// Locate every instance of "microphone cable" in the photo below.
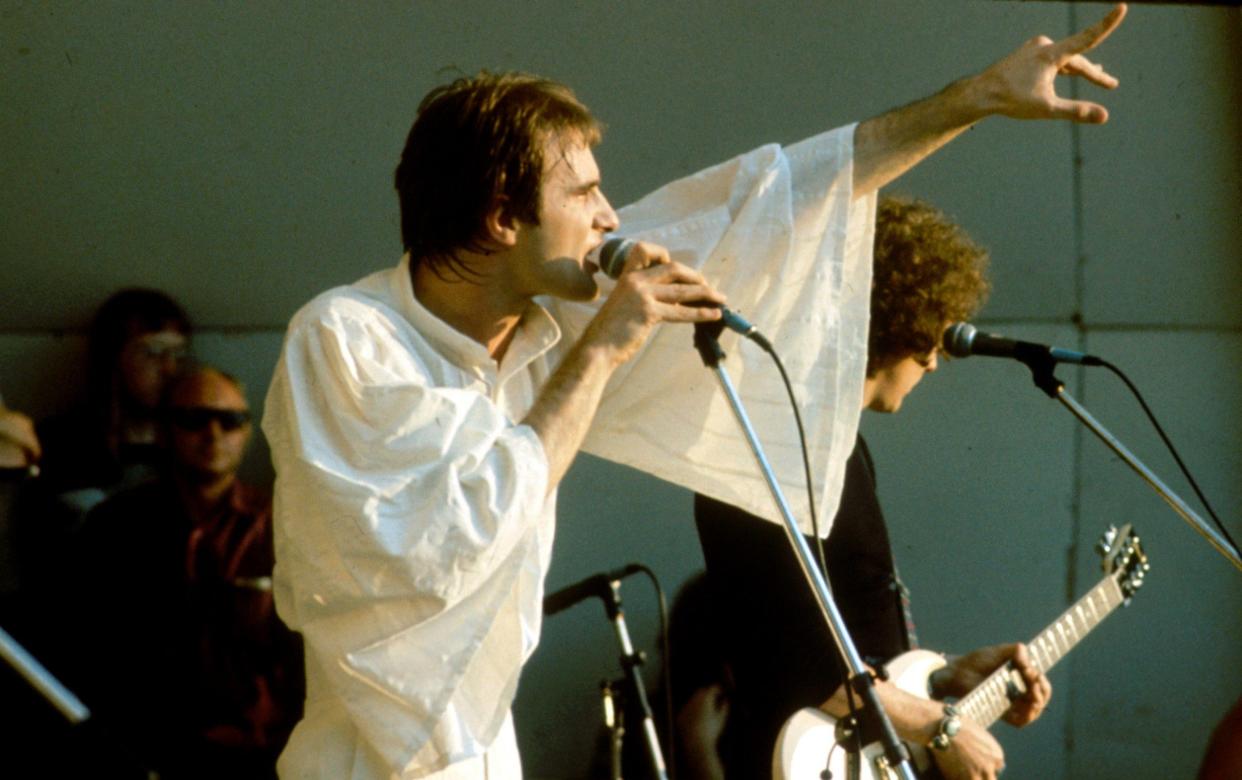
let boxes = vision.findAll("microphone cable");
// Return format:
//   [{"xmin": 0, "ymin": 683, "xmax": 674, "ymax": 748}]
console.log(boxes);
[
  {"xmin": 742, "ymin": 336, "xmax": 862, "ymax": 723},
  {"xmin": 1095, "ymin": 358, "xmax": 1239, "ymax": 557},
  {"xmin": 739, "ymin": 338, "xmax": 828, "ymax": 588}
]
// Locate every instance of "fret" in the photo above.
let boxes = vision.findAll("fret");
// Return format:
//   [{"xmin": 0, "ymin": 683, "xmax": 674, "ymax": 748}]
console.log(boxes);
[
  {"xmin": 1049, "ymin": 625, "xmax": 1064, "ymax": 662},
  {"xmin": 1040, "ymin": 634, "xmax": 1056, "ymax": 667}
]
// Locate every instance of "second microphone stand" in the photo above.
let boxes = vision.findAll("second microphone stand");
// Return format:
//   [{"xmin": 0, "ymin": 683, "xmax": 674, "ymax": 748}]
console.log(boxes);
[
  {"xmin": 1019, "ymin": 352, "xmax": 1241, "ymax": 573},
  {"xmin": 693, "ymin": 321, "xmax": 917, "ymax": 780},
  {"xmin": 598, "ymin": 578, "xmax": 669, "ymax": 780}
]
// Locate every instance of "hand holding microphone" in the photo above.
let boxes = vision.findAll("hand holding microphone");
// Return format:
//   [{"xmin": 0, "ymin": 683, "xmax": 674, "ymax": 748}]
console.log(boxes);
[{"xmin": 591, "ymin": 237, "xmax": 770, "ymax": 349}]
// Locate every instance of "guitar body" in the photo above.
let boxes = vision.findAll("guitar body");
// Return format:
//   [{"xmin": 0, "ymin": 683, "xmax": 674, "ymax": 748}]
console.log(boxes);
[{"xmin": 772, "ymin": 649, "xmax": 945, "ymax": 780}]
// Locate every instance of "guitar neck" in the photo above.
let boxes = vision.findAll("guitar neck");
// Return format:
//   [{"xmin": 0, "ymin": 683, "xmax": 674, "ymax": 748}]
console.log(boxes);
[{"xmin": 955, "ymin": 571, "xmax": 1127, "ymax": 728}]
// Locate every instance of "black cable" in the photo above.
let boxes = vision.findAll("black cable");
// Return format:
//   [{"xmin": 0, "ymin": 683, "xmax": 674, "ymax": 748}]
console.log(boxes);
[
  {"xmin": 753, "ymin": 340, "xmax": 862, "ymax": 734},
  {"xmin": 754, "ymin": 341, "xmax": 829, "ymax": 575},
  {"xmin": 635, "ymin": 563, "xmax": 675, "ymax": 780},
  {"xmin": 1098, "ymin": 359, "xmax": 1240, "ymax": 557}
]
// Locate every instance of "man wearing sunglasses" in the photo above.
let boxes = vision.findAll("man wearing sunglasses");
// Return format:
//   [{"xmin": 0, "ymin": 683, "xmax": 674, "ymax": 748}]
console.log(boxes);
[{"xmin": 54, "ymin": 365, "xmax": 303, "ymax": 778}]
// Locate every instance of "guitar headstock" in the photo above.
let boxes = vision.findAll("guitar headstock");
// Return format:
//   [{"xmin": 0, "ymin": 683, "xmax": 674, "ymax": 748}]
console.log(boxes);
[{"xmin": 1096, "ymin": 524, "xmax": 1150, "ymax": 603}]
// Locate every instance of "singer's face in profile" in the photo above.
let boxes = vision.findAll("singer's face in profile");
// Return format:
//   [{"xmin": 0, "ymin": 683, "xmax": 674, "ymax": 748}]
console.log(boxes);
[
  {"xmin": 508, "ymin": 131, "xmax": 619, "ymax": 302},
  {"xmin": 864, "ymin": 347, "xmax": 938, "ymax": 413}
]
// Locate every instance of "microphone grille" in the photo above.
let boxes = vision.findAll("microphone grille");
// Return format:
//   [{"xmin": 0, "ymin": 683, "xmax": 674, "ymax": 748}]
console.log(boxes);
[
  {"xmin": 597, "ymin": 237, "xmax": 635, "ymax": 280},
  {"xmin": 942, "ymin": 322, "xmax": 977, "ymax": 358}
]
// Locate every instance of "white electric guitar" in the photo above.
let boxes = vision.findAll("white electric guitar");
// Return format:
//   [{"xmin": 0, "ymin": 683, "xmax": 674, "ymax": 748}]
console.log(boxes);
[{"xmin": 773, "ymin": 524, "xmax": 1149, "ymax": 780}]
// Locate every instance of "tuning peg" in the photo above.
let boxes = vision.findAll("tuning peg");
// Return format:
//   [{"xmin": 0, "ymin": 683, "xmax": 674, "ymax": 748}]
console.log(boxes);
[{"xmin": 1097, "ymin": 525, "xmax": 1118, "ymax": 555}]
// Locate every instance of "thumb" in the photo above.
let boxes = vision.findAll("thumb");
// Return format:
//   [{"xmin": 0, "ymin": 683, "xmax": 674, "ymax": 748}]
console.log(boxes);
[{"xmin": 1050, "ymin": 97, "xmax": 1109, "ymax": 124}]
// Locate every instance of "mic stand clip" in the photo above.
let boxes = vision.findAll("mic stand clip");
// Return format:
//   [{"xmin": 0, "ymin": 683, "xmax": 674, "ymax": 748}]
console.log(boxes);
[{"xmin": 693, "ymin": 322, "xmax": 918, "ymax": 780}]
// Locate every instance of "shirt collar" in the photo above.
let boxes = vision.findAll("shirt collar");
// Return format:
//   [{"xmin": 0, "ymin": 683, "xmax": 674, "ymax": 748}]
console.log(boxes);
[{"xmin": 390, "ymin": 255, "xmax": 561, "ymax": 379}]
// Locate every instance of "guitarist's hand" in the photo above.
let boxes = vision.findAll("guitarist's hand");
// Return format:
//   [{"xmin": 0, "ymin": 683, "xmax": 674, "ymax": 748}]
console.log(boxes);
[
  {"xmin": 932, "ymin": 643, "xmax": 1052, "ymax": 727},
  {"xmin": 932, "ymin": 718, "xmax": 1006, "ymax": 780}
]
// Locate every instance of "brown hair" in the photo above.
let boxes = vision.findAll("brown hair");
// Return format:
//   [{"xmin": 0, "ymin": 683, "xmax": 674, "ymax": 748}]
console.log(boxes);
[
  {"xmin": 394, "ymin": 71, "xmax": 602, "ymax": 278},
  {"xmin": 868, "ymin": 196, "xmax": 991, "ymax": 375}
]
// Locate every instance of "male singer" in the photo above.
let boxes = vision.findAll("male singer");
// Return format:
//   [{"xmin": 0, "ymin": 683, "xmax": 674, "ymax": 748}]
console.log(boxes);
[{"xmin": 262, "ymin": 6, "xmax": 1126, "ymax": 778}]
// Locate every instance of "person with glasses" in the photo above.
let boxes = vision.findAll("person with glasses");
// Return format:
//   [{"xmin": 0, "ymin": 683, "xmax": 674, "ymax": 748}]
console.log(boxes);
[
  {"xmin": 47, "ymin": 364, "xmax": 304, "ymax": 778},
  {"xmin": 695, "ymin": 197, "xmax": 1051, "ymax": 780},
  {"xmin": 2, "ymin": 288, "xmax": 196, "ymax": 773},
  {"xmin": 16, "ymin": 288, "xmax": 192, "ymax": 585}
]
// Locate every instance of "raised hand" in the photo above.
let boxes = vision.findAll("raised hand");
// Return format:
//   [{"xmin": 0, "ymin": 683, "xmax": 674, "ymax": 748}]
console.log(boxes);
[{"xmin": 978, "ymin": 3, "xmax": 1127, "ymax": 124}]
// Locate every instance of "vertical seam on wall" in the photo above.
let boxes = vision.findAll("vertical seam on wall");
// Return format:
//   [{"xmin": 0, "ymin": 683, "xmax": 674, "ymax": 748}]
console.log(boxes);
[{"xmin": 1064, "ymin": 1, "xmax": 1085, "ymax": 769}]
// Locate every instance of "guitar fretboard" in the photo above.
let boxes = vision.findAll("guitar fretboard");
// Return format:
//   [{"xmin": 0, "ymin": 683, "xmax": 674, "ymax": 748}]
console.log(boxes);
[{"xmin": 956, "ymin": 572, "xmax": 1126, "ymax": 727}]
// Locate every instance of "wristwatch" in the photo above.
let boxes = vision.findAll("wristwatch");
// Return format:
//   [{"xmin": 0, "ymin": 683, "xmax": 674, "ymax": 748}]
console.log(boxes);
[{"xmin": 929, "ymin": 704, "xmax": 961, "ymax": 750}]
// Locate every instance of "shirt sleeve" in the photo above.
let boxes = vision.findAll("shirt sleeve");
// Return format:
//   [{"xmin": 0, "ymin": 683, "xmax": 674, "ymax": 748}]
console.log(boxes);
[
  {"xmin": 262, "ymin": 291, "xmax": 550, "ymax": 768},
  {"xmin": 553, "ymin": 123, "xmax": 875, "ymax": 537}
]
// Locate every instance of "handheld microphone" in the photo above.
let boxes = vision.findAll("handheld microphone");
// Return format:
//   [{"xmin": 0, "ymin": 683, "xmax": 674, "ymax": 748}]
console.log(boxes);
[
  {"xmin": 942, "ymin": 322, "xmax": 1103, "ymax": 366},
  {"xmin": 543, "ymin": 563, "xmax": 644, "ymax": 617},
  {"xmin": 591, "ymin": 237, "xmax": 768, "ymax": 348}
]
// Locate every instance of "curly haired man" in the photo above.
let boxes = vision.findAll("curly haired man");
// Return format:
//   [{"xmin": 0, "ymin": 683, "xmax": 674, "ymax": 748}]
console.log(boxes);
[{"xmin": 696, "ymin": 196, "xmax": 1052, "ymax": 780}]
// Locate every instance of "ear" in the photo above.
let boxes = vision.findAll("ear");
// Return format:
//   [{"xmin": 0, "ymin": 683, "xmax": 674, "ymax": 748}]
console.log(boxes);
[{"xmin": 484, "ymin": 196, "xmax": 519, "ymax": 248}]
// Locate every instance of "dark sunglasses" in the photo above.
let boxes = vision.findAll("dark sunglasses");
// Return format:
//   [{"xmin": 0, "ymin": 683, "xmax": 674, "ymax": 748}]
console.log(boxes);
[{"xmin": 166, "ymin": 407, "xmax": 251, "ymax": 432}]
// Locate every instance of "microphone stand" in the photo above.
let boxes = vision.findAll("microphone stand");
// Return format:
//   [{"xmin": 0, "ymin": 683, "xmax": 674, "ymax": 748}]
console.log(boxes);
[
  {"xmin": 598, "ymin": 578, "xmax": 669, "ymax": 780},
  {"xmin": 1019, "ymin": 354, "xmax": 1241, "ymax": 573},
  {"xmin": 693, "ymin": 322, "xmax": 916, "ymax": 780},
  {"xmin": 0, "ymin": 624, "xmax": 90, "ymax": 724}
]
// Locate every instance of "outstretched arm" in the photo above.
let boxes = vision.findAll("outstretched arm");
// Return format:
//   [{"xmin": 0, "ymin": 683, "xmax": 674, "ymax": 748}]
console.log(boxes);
[{"xmin": 854, "ymin": 3, "xmax": 1127, "ymax": 197}]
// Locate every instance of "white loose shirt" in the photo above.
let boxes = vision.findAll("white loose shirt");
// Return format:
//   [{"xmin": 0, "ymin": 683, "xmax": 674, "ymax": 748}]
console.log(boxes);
[{"xmin": 262, "ymin": 123, "xmax": 874, "ymax": 780}]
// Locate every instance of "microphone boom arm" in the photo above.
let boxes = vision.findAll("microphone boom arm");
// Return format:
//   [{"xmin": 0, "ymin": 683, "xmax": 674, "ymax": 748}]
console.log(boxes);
[
  {"xmin": 1021, "ymin": 359, "xmax": 1241, "ymax": 572},
  {"xmin": 1057, "ymin": 384, "xmax": 1242, "ymax": 572}
]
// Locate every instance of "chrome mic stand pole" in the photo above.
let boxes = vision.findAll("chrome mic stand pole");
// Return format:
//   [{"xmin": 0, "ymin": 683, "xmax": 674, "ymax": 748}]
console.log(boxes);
[
  {"xmin": 1021, "ymin": 356, "xmax": 1241, "ymax": 573},
  {"xmin": 694, "ymin": 322, "xmax": 916, "ymax": 780},
  {"xmin": 0, "ymin": 624, "xmax": 90, "ymax": 724},
  {"xmin": 601, "ymin": 579, "xmax": 669, "ymax": 780}
]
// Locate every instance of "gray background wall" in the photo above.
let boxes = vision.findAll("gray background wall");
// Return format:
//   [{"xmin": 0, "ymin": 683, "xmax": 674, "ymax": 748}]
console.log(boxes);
[{"xmin": 2, "ymin": 2, "xmax": 1239, "ymax": 778}]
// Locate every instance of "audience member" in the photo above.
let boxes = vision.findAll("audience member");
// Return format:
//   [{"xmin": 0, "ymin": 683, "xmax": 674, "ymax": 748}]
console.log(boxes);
[
  {"xmin": 55, "ymin": 363, "xmax": 302, "ymax": 778},
  {"xmin": 15, "ymin": 288, "xmax": 192, "ymax": 592},
  {"xmin": 0, "ymin": 401, "xmax": 41, "ymax": 471},
  {"xmin": 1199, "ymin": 693, "xmax": 1242, "ymax": 780},
  {"xmin": 0, "ymin": 400, "xmax": 41, "ymax": 594}
]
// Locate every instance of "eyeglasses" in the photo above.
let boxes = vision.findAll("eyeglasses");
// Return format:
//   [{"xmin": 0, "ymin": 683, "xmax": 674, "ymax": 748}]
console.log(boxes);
[
  {"xmin": 166, "ymin": 407, "xmax": 251, "ymax": 432},
  {"xmin": 137, "ymin": 342, "xmax": 189, "ymax": 361}
]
